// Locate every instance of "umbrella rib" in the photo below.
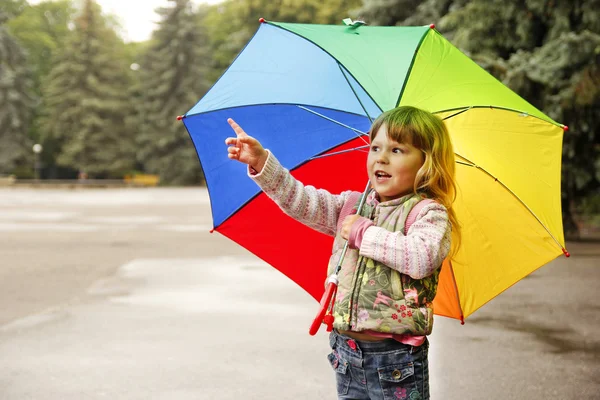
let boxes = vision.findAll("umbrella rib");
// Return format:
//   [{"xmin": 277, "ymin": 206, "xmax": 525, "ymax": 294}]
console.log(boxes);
[
  {"xmin": 456, "ymin": 160, "xmax": 474, "ymax": 166},
  {"xmin": 457, "ymin": 155, "xmax": 567, "ymax": 254},
  {"xmin": 433, "ymin": 106, "xmax": 564, "ymax": 128},
  {"xmin": 310, "ymin": 145, "xmax": 370, "ymax": 160},
  {"xmin": 337, "ymin": 63, "xmax": 375, "ymax": 123},
  {"xmin": 441, "ymin": 107, "xmax": 472, "ymax": 121},
  {"xmin": 447, "ymin": 260, "xmax": 465, "ymax": 324},
  {"xmin": 297, "ymin": 106, "xmax": 370, "ymax": 145}
]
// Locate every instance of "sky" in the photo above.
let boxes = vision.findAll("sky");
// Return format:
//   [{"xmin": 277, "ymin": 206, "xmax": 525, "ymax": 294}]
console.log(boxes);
[{"xmin": 30, "ymin": 0, "xmax": 224, "ymax": 42}]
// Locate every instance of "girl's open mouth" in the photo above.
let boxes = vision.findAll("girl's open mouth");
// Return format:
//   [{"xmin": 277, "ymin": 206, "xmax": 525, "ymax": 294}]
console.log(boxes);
[
  {"xmin": 375, "ymin": 171, "xmax": 392, "ymax": 181},
  {"xmin": 375, "ymin": 171, "xmax": 392, "ymax": 182}
]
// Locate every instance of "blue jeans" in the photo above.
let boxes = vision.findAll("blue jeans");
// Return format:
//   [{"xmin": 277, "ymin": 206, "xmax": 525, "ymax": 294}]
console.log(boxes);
[{"xmin": 328, "ymin": 330, "xmax": 429, "ymax": 400}]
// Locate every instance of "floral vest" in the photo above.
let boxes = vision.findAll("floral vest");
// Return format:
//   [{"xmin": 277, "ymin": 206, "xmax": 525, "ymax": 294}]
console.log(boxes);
[{"xmin": 329, "ymin": 192, "xmax": 440, "ymax": 336}]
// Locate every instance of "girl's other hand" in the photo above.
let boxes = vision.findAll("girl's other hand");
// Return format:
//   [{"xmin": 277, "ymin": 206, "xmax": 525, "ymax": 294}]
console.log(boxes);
[
  {"xmin": 225, "ymin": 118, "xmax": 268, "ymax": 173},
  {"xmin": 341, "ymin": 214, "xmax": 361, "ymax": 240}
]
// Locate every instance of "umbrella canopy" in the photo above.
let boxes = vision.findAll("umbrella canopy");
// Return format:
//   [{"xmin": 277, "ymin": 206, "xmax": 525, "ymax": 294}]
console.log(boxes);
[{"xmin": 182, "ymin": 20, "xmax": 567, "ymax": 322}]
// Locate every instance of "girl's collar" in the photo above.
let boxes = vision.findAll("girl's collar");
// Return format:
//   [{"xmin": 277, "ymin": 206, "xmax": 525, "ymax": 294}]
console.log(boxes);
[{"xmin": 367, "ymin": 190, "xmax": 420, "ymax": 206}]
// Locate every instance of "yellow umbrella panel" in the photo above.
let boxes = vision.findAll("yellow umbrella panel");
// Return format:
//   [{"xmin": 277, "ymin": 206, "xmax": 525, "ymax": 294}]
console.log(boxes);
[{"xmin": 433, "ymin": 109, "xmax": 566, "ymax": 321}]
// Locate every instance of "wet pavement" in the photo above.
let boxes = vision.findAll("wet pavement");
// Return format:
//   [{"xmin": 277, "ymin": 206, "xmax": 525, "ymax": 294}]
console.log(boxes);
[{"xmin": 0, "ymin": 188, "xmax": 598, "ymax": 399}]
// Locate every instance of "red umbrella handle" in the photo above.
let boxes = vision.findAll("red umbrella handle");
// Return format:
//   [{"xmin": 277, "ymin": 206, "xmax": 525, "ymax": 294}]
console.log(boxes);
[{"xmin": 309, "ymin": 278, "xmax": 338, "ymax": 336}]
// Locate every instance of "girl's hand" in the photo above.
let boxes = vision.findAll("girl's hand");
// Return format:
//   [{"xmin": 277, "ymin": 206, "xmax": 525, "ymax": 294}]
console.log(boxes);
[
  {"xmin": 225, "ymin": 118, "xmax": 268, "ymax": 172},
  {"xmin": 341, "ymin": 214, "xmax": 361, "ymax": 240}
]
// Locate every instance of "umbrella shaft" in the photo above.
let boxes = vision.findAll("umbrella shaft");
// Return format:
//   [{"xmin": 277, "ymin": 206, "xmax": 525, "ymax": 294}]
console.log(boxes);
[{"xmin": 333, "ymin": 180, "xmax": 371, "ymax": 275}]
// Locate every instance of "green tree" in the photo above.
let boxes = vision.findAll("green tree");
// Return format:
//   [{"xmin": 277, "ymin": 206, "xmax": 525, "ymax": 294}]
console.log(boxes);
[
  {"xmin": 6, "ymin": 0, "xmax": 74, "ymax": 177},
  {"xmin": 39, "ymin": 0, "xmax": 136, "ymax": 178},
  {"xmin": 7, "ymin": 0, "xmax": 73, "ymax": 95},
  {"xmin": 356, "ymin": 0, "xmax": 600, "ymax": 237},
  {"xmin": 353, "ymin": 0, "xmax": 439, "ymax": 27},
  {"xmin": 122, "ymin": 40, "xmax": 149, "ymax": 174},
  {"xmin": 136, "ymin": 0, "xmax": 210, "ymax": 185},
  {"xmin": 0, "ymin": 9, "xmax": 35, "ymax": 174},
  {"xmin": 0, "ymin": 0, "xmax": 27, "ymax": 19}
]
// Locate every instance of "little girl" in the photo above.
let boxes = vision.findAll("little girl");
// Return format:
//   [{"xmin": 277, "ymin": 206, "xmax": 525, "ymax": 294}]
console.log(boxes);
[{"xmin": 226, "ymin": 106, "xmax": 459, "ymax": 400}]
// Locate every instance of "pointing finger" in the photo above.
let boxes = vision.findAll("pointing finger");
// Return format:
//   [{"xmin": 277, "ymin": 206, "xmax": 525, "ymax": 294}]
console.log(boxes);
[{"xmin": 227, "ymin": 118, "xmax": 246, "ymax": 137}]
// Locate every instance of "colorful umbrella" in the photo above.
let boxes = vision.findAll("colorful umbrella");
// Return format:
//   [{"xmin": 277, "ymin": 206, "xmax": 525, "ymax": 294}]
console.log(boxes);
[{"xmin": 181, "ymin": 19, "xmax": 568, "ymax": 323}]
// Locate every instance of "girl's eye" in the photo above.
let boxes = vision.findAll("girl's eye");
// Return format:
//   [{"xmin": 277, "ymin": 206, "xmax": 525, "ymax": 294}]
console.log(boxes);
[
  {"xmin": 370, "ymin": 146, "xmax": 379, "ymax": 152},
  {"xmin": 393, "ymin": 148, "xmax": 404, "ymax": 154}
]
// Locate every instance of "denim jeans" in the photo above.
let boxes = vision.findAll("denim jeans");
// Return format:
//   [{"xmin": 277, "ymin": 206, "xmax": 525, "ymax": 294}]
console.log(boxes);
[{"xmin": 328, "ymin": 330, "xmax": 429, "ymax": 400}]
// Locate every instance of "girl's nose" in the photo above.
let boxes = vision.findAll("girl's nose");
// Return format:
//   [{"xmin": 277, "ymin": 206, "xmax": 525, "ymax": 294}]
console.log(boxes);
[{"xmin": 376, "ymin": 153, "xmax": 389, "ymax": 163}]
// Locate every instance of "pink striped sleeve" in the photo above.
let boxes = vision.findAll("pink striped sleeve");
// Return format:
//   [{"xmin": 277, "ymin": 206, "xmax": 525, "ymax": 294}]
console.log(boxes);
[
  {"xmin": 358, "ymin": 204, "xmax": 451, "ymax": 279},
  {"xmin": 249, "ymin": 151, "xmax": 349, "ymax": 236}
]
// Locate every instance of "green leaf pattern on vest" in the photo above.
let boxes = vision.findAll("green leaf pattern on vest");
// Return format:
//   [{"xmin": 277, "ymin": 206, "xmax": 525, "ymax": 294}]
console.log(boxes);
[{"xmin": 329, "ymin": 192, "xmax": 440, "ymax": 336}]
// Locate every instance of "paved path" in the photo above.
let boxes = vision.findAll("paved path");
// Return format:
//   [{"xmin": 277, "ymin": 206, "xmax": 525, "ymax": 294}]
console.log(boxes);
[{"xmin": 0, "ymin": 188, "xmax": 598, "ymax": 399}]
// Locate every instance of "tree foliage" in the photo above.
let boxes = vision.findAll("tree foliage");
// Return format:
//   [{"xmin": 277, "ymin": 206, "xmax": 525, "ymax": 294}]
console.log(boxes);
[
  {"xmin": 354, "ymin": 0, "xmax": 441, "ymax": 27},
  {"xmin": 6, "ymin": 0, "xmax": 73, "ymax": 93},
  {"xmin": 38, "ymin": 0, "xmax": 135, "ymax": 177},
  {"xmin": 4, "ymin": 0, "xmax": 74, "ymax": 177},
  {"xmin": 135, "ymin": 0, "xmax": 210, "ymax": 185},
  {"xmin": 0, "ymin": 7, "xmax": 35, "ymax": 173},
  {"xmin": 0, "ymin": 0, "xmax": 28, "ymax": 19}
]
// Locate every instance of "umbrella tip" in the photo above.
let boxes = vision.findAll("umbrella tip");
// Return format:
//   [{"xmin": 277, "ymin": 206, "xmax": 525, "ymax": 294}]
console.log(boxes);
[
  {"xmin": 563, "ymin": 125, "xmax": 569, "ymax": 131},
  {"xmin": 259, "ymin": 17, "xmax": 265, "ymax": 23},
  {"xmin": 562, "ymin": 248, "xmax": 570, "ymax": 257},
  {"xmin": 176, "ymin": 115, "xmax": 184, "ymax": 121},
  {"xmin": 429, "ymin": 23, "xmax": 436, "ymax": 29}
]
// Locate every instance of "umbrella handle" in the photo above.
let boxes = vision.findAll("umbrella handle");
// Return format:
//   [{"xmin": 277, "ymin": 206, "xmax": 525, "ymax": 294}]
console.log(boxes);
[{"xmin": 309, "ymin": 278, "xmax": 338, "ymax": 336}]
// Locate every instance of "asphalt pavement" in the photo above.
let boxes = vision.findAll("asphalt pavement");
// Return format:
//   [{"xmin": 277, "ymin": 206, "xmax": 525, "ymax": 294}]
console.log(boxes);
[{"xmin": 0, "ymin": 187, "xmax": 598, "ymax": 399}]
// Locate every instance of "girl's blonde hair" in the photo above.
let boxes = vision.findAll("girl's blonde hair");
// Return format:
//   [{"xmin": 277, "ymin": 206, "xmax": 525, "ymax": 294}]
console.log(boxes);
[{"xmin": 369, "ymin": 106, "xmax": 461, "ymax": 255}]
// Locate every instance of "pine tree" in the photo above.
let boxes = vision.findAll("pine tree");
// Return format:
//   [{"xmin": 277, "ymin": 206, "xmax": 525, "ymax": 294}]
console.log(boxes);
[
  {"xmin": 136, "ymin": 0, "xmax": 210, "ymax": 185},
  {"xmin": 39, "ymin": 0, "xmax": 135, "ymax": 178},
  {"xmin": 7, "ymin": 0, "xmax": 73, "ymax": 98},
  {"xmin": 7, "ymin": 0, "xmax": 74, "ymax": 178},
  {"xmin": 0, "ymin": 9, "xmax": 35, "ymax": 174}
]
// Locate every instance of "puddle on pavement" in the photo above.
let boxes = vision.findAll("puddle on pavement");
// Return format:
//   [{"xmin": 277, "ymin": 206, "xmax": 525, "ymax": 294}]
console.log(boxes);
[{"xmin": 88, "ymin": 257, "xmax": 309, "ymax": 315}]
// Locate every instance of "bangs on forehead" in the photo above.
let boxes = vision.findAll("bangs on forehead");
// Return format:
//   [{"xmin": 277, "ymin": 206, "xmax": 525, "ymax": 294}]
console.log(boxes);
[
  {"xmin": 388, "ymin": 124, "xmax": 422, "ymax": 147},
  {"xmin": 370, "ymin": 120, "xmax": 424, "ymax": 149}
]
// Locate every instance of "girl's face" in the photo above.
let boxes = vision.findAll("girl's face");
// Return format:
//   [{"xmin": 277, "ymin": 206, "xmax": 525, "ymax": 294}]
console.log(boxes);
[{"xmin": 367, "ymin": 124, "xmax": 425, "ymax": 202}]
